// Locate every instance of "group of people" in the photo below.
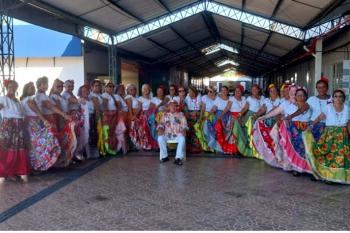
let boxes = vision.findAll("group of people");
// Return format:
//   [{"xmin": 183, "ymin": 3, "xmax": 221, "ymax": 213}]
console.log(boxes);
[{"xmin": 0, "ymin": 76, "xmax": 349, "ymax": 184}]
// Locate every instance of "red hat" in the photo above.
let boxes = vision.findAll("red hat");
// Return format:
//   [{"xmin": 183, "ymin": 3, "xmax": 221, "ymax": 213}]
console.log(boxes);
[
  {"xmin": 236, "ymin": 84, "xmax": 244, "ymax": 93},
  {"xmin": 320, "ymin": 76, "xmax": 329, "ymax": 83},
  {"xmin": 3, "ymin": 79, "xmax": 10, "ymax": 88}
]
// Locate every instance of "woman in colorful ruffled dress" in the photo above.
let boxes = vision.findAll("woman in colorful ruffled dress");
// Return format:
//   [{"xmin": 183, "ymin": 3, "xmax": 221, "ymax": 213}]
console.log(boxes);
[
  {"xmin": 289, "ymin": 79, "xmax": 331, "ymax": 142},
  {"xmin": 35, "ymin": 77, "xmax": 73, "ymax": 168},
  {"xmin": 134, "ymin": 84, "xmax": 157, "ymax": 150},
  {"xmin": 76, "ymin": 85, "xmax": 99, "ymax": 159},
  {"xmin": 235, "ymin": 84, "xmax": 264, "ymax": 159},
  {"xmin": 21, "ymin": 82, "xmax": 61, "ymax": 172},
  {"xmin": 101, "ymin": 82, "xmax": 119, "ymax": 155},
  {"xmin": 253, "ymin": 84, "xmax": 282, "ymax": 167},
  {"xmin": 125, "ymin": 84, "xmax": 142, "ymax": 150},
  {"xmin": 194, "ymin": 86, "xmax": 217, "ymax": 152},
  {"xmin": 62, "ymin": 80, "xmax": 84, "ymax": 160},
  {"xmin": 149, "ymin": 86, "xmax": 169, "ymax": 144},
  {"xmin": 208, "ymin": 86, "xmax": 236, "ymax": 154},
  {"xmin": 260, "ymin": 86, "xmax": 312, "ymax": 175},
  {"xmin": 115, "ymin": 84, "xmax": 129, "ymax": 152},
  {"xmin": 0, "ymin": 80, "xmax": 30, "ymax": 183},
  {"xmin": 88, "ymin": 79, "xmax": 104, "ymax": 155},
  {"xmin": 258, "ymin": 85, "xmax": 297, "ymax": 170},
  {"xmin": 184, "ymin": 86, "xmax": 202, "ymax": 153},
  {"xmin": 49, "ymin": 79, "xmax": 77, "ymax": 166},
  {"xmin": 303, "ymin": 89, "xmax": 350, "ymax": 184}
]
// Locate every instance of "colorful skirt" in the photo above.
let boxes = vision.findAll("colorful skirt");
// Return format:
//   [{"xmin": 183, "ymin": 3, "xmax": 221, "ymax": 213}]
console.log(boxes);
[
  {"xmin": 102, "ymin": 111, "xmax": 118, "ymax": 155},
  {"xmin": 88, "ymin": 113, "xmax": 104, "ymax": 156},
  {"xmin": 68, "ymin": 109, "xmax": 84, "ymax": 138},
  {"xmin": 310, "ymin": 122, "xmax": 326, "ymax": 142},
  {"xmin": 26, "ymin": 117, "xmax": 61, "ymax": 171},
  {"xmin": 235, "ymin": 112, "xmax": 261, "ymax": 159},
  {"xmin": 269, "ymin": 123, "xmax": 293, "ymax": 170},
  {"xmin": 194, "ymin": 112, "xmax": 215, "ymax": 152},
  {"xmin": 253, "ymin": 119, "xmax": 281, "ymax": 167},
  {"xmin": 185, "ymin": 110, "xmax": 201, "ymax": 153},
  {"xmin": 280, "ymin": 121, "xmax": 311, "ymax": 173},
  {"xmin": 148, "ymin": 111, "xmax": 164, "ymax": 149},
  {"xmin": 0, "ymin": 118, "xmax": 30, "ymax": 177},
  {"xmin": 214, "ymin": 111, "xmax": 238, "ymax": 154},
  {"xmin": 303, "ymin": 127, "xmax": 350, "ymax": 184},
  {"xmin": 129, "ymin": 110, "xmax": 157, "ymax": 150},
  {"xmin": 46, "ymin": 114, "xmax": 77, "ymax": 167}
]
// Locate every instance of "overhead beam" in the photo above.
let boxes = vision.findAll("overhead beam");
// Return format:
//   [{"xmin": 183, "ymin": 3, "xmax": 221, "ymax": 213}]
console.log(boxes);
[
  {"xmin": 146, "ymin": 37, "xmax": 214, "ymax": 74},
  {"xmin": 106, "ymin": 0, "xmax": 144, "ymax": 22},
  {"xmin": 19, "ymin": 0, "xmax": 115, "ymax": 35},
  {"xmin": 154, "ymin": 0, "xmax": 171, "ymax": 12},
  {"xmin": 254, "ymin": 0, "xmax": 284, "ymax": 61},
  {"xmin": 303, "ymin": 0, "xmax": 346, "ymax": 30},
  {"xmin": 169, "ymin": 25, "xmax": 218, "ymax": 71}
]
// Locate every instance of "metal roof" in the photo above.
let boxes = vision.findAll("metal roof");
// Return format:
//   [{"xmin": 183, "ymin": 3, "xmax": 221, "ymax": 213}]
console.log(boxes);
[{"xmin": 3, "ymin": 0, "xmax": 350, "ymax": 77}]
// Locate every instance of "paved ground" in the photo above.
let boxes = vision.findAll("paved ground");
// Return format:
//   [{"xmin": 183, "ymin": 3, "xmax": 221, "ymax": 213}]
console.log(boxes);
[{"xmin": 0, "ymin": 152, "xmax": 350, "ymax": 230}]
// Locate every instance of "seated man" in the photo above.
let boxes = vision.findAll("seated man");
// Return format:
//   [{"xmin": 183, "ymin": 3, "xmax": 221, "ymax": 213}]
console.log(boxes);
[{"xmin": 157, "ymin": 100, "xmax": 188, "ymax": 165}]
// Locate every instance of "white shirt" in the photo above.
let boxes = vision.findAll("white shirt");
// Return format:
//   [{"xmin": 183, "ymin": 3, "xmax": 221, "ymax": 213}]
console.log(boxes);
[
  {"xmin": 125, "ymin": 95, "xmax": 140, "ymax": 109},
  {"xmin": 115, "ymin": 94, "xmax": 128, "ymax": 112},
  {"xmin": 263, "ymin": 98, "xmax": 282, "ymax": 113},
  {"xmin": 79, "ymin": 98, "xmax": 94, "ymax": 114},
  {"xmin": 307, "ymin": 96, "xmax": 332, "ymax": 122},
  {"xmin": 280, "ymin": 98, "xmax": 287, "ymax": 104},
  {"xmin": 102, "ymin": 93, "xmax": 117, "ymax": 111},
  {"xmin": 229, "ymin": 96, "xmax": 246, "ymax": 112},
  {"xmin": 166, "ymin": 95, "xmax": 180, "ymax": 103},
  {"xmin": 213, "ymin": 97, "xmax": 229, "ymax": 111},
  {"xmin": 21, "ymin": 96, "xmax": 37, "ymax": 117},
  {"xmin": 280, "ymin": 100, "xmax": 298, "ymax": 118},
  {"xmin": 185, "ymin": 95, "xmax": 201, "ymax": 111},
  {"xmin": 89, "ymin": 92, "xmax": 103, "ymax": 111},
  {"xmin": 0, "ymin": 96, "xmax": 24, "ymax": 119},
  {"xmin": 202, "ymin": 95, "xmax": 217, "ymax": 112},
  {"xmin": 62, "ymin": 91, "xmax": 80, "ymax": 111},
  {"xmin": 292, "ymin": 108, "xmax": 311, "ymax": 122},
  {"xmin": 138, "ymin": 96, "xmax": 151, "ymax": 110},
  {"xmin": 50, "ymin": 94, "xmax": 68, "ymax": 113},
  {"xmin": 35, "ymin": 92, "xmax": 54, "ymax": 115},
  {"xmin": 325, "ymin": 104, "xmax": 350, "ymax": 127},
  {"xmin": 151, "ymin": 97, "xmax": 167, "ymax": 112},
  {"xmin": 246, "ymin": 96, "xmax": 264, "ymax": 113}
]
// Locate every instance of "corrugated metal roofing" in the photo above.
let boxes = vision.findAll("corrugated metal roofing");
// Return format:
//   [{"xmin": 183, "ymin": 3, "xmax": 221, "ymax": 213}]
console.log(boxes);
[{"xmin": 7, "ymin": 0, "xmax": 349, "ymax": 76}]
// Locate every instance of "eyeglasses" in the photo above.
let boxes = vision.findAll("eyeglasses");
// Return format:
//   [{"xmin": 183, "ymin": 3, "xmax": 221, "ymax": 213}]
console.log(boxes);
[
  {"xmin": 334, "ymin": 95, "xmax": 344, "ymax": 98},
  {"xmin": 208, "ymin": 90, "xmax": 214, "ymax": 93}
]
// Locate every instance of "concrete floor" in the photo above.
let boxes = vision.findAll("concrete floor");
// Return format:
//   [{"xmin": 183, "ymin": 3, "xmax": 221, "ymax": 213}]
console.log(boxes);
[{"xmin": 1, "ymin": 152, "xmax": 350, "ymax": 230}]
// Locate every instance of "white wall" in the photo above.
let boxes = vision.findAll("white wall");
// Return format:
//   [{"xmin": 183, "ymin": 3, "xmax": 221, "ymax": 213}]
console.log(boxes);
[{"xmin": 15, "ymin": 56, "xmax": 84, "ymax": 96}]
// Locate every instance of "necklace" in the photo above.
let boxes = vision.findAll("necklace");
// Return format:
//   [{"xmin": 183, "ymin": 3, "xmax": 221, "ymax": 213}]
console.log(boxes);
[
  {"xmin": 190, "ymin": 96, "xmax": 199, "ymax": 110},
  {"xmin": 334, "ymin": 105, "xmax": 344, "ymax": 125}
]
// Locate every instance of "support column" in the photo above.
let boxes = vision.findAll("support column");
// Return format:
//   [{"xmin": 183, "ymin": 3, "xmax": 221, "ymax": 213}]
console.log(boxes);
[
  {"xmin": 0, "ymin": 1, "xmax": 15, "ymax": 94},
  {"xmin": 314, "ymin": 39, "xmax": 323, "ymax": 94},
  {"xmin": 108, "ymin": 38, "xmax": 121, "ymax": 84}
]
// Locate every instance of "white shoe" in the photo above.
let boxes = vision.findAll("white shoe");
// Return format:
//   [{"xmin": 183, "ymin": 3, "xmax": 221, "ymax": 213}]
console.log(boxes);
[
  {"xmin": 0, "ymin": 177, "xmax": 5, "ymax": 183},
  {"xmin": 20, "ymin": 175, "xmax": 28, "ymax": 182}
]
